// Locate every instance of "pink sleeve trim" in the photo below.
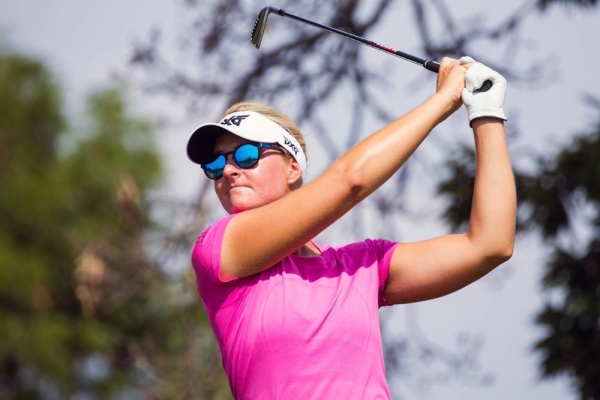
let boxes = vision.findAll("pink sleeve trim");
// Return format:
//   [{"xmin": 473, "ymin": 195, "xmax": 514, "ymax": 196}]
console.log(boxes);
[{"xmin": 379, "ymin": 242, "xmax": 400, "ymax": 307}]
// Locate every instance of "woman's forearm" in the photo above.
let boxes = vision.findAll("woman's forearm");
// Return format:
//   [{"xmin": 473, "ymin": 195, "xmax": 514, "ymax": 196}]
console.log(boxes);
[
  {"xmin": 326, "ymin": 92, "xmax": 457, "ymax": 203},
  {"xmin": 467, "ymin": 118, "xmax": 516, "ymax": 263}
]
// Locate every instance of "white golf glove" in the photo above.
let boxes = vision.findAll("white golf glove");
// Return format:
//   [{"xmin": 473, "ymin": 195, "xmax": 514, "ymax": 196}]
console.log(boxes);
[{"xmin": 459, "ymin": 56, "xmax": 507, "ymax": 126}]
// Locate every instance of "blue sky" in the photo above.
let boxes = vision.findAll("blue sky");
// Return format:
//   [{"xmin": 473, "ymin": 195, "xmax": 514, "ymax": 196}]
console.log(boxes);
[{"xmin": 2, "ymin": 1, "xmax": 599, "ymax": 399}]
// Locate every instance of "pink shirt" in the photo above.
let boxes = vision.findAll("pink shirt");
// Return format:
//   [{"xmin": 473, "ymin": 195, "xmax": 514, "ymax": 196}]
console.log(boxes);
[{"xmin": 192, "ymin": 215, "xmax": 398, "ymax": 399}]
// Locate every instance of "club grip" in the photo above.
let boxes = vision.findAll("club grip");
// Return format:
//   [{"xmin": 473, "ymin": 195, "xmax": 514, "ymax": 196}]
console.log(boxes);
[
  {"xmin": 424, "ymin": 60, "xmax": 440, "ymax": 73},
  {"xmin": 479, "ymin": 80, "xmax": 493, "ymax": 92},
  {"xmin": 423, "ymin": 60, "xmax": 492, "ymax": 92}
]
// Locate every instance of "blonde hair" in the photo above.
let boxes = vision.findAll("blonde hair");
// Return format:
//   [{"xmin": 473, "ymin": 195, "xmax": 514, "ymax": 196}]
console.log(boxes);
[{"xmin": 221, "ymin": 102, "xmax": 308, "ymax": 161}]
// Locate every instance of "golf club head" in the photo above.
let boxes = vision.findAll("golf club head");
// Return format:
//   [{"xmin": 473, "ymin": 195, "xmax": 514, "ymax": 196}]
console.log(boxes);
[{"xmin": 251, "ymin": 7, "xmax": 278, "ymax": 49}]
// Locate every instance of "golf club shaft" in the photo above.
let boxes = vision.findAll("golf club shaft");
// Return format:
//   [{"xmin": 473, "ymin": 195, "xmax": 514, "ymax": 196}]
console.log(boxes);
[
  {"xmin": 253, "ymin": 7, "xmax": 492, "ymax": 92},
  {"xmin": 272, "ymin": 8, "xmax": 440, "ymax": 73}
]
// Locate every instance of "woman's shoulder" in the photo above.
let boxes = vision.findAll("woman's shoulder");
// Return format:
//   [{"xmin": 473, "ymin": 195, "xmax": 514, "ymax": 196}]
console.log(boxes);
[
  {"xmin": 192, "ymin": 214, "xmax": 236, "ymax": 269},
  {"xmin": 196, "ymin": 214, "xmax": 236, "ymax": 241}
]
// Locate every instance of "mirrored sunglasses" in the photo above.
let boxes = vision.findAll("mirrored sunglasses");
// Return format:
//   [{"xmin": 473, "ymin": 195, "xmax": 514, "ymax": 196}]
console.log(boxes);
[{"xmin": 201, "ymin": 142, "xmax": 285, "ymax": 180}]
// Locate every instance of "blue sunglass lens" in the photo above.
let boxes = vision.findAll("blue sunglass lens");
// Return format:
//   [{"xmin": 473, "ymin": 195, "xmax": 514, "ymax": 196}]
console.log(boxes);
[
  {"xmin": 235, "ymin": 144, "xmax": 260, "ymax": 168},
  {"xmin": 202, "ymin": 144, "xmax": 261, "ymax": 179},
  {"xmin": 203, "ymin": 155, "xmax": 226, "ymax": 179}
]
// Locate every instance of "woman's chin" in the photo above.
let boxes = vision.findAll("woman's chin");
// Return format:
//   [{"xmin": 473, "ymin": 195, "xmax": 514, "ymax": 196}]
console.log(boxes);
[{"xmin": 227, "ymin": 201, "xmax": 252, "ymax": 214}]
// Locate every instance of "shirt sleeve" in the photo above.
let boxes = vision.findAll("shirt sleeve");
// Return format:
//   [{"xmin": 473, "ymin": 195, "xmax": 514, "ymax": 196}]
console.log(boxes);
[
  {"xmin": 373, "ymin": 239, "xmax": 400, "ymax": 308},
  {"xmin": 191, "ymin": 214, "xmax": 244, "ymax": 311},
  {"xmin": 191, "ymin": 214, "xmax": 235, "ymax": 281}
]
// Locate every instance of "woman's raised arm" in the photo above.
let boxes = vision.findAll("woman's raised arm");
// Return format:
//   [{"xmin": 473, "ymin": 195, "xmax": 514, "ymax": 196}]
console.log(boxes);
[
  {"xmin": 383, "ymin": 59, "xmax": 516, "ymax": 304},
  {"xmin": 219, "ymin": 58, "xmax": 469, "ymax": 280}
]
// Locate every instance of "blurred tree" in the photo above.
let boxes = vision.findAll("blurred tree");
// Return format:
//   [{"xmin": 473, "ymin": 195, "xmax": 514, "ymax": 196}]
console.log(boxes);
[
  {"xmin": 0, "ymin": 43, "xmax": 230, "ymax": 399},
  {"xmin": 436, "ymin": 1, "xmax": 600, "ymax": 399},
  {"xmin": 517, "ymin": 98, "xmax": 600, "ymax": 400},
  {"xmin": 439, "ymin": 98, "xmax": 600, "ymax": 400}
]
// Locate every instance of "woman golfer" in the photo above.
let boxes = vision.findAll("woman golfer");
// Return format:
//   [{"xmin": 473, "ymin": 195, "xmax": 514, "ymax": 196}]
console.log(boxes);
[{"xmin": 186, "ymin": 57, "xmax": 516, "ymax": 399}]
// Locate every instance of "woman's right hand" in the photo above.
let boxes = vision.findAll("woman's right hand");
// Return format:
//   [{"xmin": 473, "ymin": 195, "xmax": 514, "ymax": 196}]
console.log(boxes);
[{"xmin": 435, "ymin": 57, "xmax": 469, "ymax": 116}]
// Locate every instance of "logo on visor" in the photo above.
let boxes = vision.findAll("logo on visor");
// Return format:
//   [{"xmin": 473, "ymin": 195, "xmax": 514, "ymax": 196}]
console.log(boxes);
[
  {"xmin": 221, "ymin": 115, "xmax": 249, "ymax": 127},
  {"xmin": 283, "ymin": 136, "xmax": 299, "ymax": 156}
]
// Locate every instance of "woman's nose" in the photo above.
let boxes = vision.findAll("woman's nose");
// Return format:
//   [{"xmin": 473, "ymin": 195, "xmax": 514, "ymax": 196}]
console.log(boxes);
[{"xmin": 221, "ymin": 156, "xmax": 241, "ymax": 178}]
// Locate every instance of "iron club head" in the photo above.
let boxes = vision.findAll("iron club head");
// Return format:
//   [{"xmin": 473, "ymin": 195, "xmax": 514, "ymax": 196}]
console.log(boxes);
[{"xmin": 251, "ymin": 7, "xmax": 279, "ymax": 49}]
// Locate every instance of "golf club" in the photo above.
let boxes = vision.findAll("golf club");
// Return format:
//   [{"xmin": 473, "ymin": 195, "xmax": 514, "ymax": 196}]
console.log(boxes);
[{"xmin": 251, "ymin": 6, "xmax": 492, "ymax": 92}]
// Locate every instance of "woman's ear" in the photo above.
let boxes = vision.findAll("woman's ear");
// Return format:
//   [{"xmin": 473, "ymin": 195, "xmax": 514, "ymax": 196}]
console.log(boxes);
[{"xmin": 287, "ymin": 159, "xmax": 303, "ymax": 187}]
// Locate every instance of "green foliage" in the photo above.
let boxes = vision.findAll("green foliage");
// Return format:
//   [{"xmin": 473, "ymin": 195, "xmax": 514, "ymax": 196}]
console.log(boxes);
[
  {"xmin": 0, "ymin": 44, "xmax": 231, "ymax": 399},
  {"xmin": 437, "ymin": 101, "xmax": 600, "ymax": 400},
  {"xmin": 535, "ymin": 243, "xmax": 600, "ymax": 398},
  {"xmin": 529, "ymin": 107, "xmax": 600, "ymax": 399}
]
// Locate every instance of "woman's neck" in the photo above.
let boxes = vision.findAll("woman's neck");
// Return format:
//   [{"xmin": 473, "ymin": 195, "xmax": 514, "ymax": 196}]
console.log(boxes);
[{"xmin": 293, "ymin": 241, "xmax": 322, "ymax": 257}]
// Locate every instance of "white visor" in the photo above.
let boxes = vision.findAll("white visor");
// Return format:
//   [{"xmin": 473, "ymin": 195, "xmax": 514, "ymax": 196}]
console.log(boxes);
[{"xmin": 187, "ymin": 111, "xmax": 307, "ymax": 175}]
